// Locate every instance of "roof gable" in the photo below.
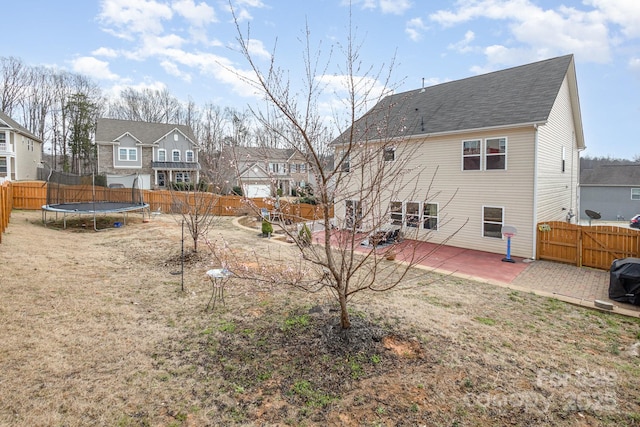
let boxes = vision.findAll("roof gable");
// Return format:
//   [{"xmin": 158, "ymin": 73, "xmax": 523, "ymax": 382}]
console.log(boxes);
[
  {"xmin": 95, "ymin": 118, "xmax": 197, "ymax": 146},
  {"xmin": 339, "ymin": 54, "xmax": 579, "ymax": 144},
  {"xmin": 0, "ymin": 111, "xmax": 42, "ymax": 143}
]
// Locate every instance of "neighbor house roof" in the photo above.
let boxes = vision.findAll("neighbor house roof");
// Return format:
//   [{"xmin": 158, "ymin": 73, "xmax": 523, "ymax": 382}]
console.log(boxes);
[
  {"xmin": 336, "ymin": 54, "xmax": 584, "ymax": 148},
  {"xmin": 581, "ymin": 164, "xmax": 640, "ymax": 186},
  {"xmin": 0, "ymin": 111, "xmax": 42, "ymax": 143},
  {"xmin": 95, "ymin": 118, "xmax": 197, "ymax": 145},
  {"xmin": 220, "ymin": 146, "xmax": 305, "ymax": 163}
]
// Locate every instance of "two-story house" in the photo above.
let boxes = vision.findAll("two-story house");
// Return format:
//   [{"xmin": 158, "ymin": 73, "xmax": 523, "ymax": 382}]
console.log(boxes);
[
  {"xmin": 333, "ymin": 54, "xmax": 585, "ymax": 259},
  {"xmin": 0, "ymin": 111, "xmax": 42, "ymax": 183},
  {"xmin": 218, "ymin": 146, "xmax": 311, "ymax": 197},
  {"xmin": 96, "ymin": 118, "xmax": 200, "ymax": 189}
]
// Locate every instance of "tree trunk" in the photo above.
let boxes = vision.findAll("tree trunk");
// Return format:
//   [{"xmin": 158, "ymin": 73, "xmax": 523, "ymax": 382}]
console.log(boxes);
[{"xmin": 338, "ymin": 288, "xmax": 351, "ymax": 329}]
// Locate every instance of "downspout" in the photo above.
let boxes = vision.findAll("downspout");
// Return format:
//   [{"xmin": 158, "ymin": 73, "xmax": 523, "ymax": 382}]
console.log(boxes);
[{"xmin": 532, "ymin": 124, "xmax": 539, "ymax": 259}]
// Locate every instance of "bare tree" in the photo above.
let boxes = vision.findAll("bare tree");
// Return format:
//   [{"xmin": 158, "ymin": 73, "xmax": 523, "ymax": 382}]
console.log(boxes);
[
  {"xmin": 108, "ymin": 87, "xmax": 182, "ymax": 123},
  {"xmin": 213, "ymin": 12, "xmax": 465, "ymax": 329},
  {"xmin": 0, "ymin": 57, "xmax": 30, "ymax": 116}
]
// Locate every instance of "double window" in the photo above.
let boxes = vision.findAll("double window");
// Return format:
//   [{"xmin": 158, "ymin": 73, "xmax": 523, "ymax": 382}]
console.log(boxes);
[
  {"xmin": 390, "ymin": 201, "xmax": 439, "ymax": 230},
  {"xmin": 176, "ymin": 172, "xmax": 190, "ymax": 183},
  {"xmin": 118, "ymin": 147, "xmax": 137, "ymax": 161},
  {"xmin": 462, "ymin": 137, "xmax": 507, "ymax": 171}
]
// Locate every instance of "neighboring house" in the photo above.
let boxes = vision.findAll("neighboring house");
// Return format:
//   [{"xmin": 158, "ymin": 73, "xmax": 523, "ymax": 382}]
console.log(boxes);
[
  {"xmin": 96, "ymin": 118, "xmax": 200, "ymax": 189},
  {"xmin": 218, "ymin": 146, "xmax": 311, "ymax": 197},
  {"xmin": 580, "ymin": 164, "xmax": 640, "ymax": 221},
  {"xmin": 0, "ymin": 111, "xmax": 42, "ymax": 183},
  {"xmin": 333, "ymin": 54, "xmax": 585, "ymax": 259}
]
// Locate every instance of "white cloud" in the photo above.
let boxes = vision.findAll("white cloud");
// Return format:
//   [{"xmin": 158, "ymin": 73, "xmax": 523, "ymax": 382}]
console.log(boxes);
[
  {"xmin": 172, "ymin": 0, "xmax": 217, "ymax": 27},
  {"xmin": 586, "ymin": 0, "xmax": 640, "ymax": 38},
  {"xmin": 405, "ymin": 17, "xmax": 427, "ymax": 42},
  {"xmin": 160, "ymin": 60, "xmax": 192, "ymax": 82},
  {"xmin": 99, "ymin": 0, "xmax": 173, "ymax": 36},
  {"xmin": 71, "ymin": 56, "xmax": 119, "ymax": 80},
  {"xmin": 430, "ymin": 0, "xmax": 615, "ymax": 65},
  {"xmin": 380, "ymin": 0, "xmax": 412, "ymax": 15},
  {"xmin": 629, "ymin": 57, "xmax": 640, "ymax": 75},
  {"xmin": 246, "ymin": 39, "xmax": 271, "ymax": 60},
  {"xmin": 448, "ymin": 30, "xmax": 476, "ymax": 53},
  {"xmin": 92, "ymin": 47, "xmax": 119, "ymax": 58}
]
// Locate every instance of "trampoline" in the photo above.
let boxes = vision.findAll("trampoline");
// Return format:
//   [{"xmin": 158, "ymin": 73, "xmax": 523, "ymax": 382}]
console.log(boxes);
[{"xmin": 41, "ymin": 170, "xmax": 149, "ymax": 230}]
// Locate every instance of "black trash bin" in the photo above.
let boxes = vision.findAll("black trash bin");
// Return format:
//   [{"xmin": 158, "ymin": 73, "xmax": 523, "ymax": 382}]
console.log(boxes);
[{"xmin": 609, "ymin": 257, "xmax": 640, "ymax": 305}]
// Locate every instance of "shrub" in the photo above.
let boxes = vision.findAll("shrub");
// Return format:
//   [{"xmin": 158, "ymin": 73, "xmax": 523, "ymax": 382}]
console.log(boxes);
[
  {"xmin": 299, "ymin": 223, "xmax": 312, "ymax": 246},
  {"xmin": 232, "ymin": 186, "xmax": 243, "ymax": 196},
  {"xmin": 262, "ymin": 219, "xmax": 273, "ymax": 236}
]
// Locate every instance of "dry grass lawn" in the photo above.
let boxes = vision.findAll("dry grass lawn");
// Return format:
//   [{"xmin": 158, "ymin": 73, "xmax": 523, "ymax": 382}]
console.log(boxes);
[{"xmin": 1, "ymin": 209, "xmax": 639, "ymax": 426}]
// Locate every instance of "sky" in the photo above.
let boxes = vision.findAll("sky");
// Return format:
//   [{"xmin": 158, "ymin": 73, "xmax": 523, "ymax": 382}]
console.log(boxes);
[{"xmin": 3, "ymin": 0, "xmax": 640, "ymax": 159}]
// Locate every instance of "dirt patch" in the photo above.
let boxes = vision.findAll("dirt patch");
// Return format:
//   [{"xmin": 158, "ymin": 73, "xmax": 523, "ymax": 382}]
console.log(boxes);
[{"xmin": 1, "ymin": 210, "xmax": 640, "ymax": 426}]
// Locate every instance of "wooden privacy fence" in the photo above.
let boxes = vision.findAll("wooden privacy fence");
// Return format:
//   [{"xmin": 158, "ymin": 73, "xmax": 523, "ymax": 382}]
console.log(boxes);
[
  {"xmin": 537, "ymin": 221, "xmax": 640, "ymax": 270},
  {"xmin": 0, "ymin": 181, "xmax": 12, "ymax": 243},
  {"xmin": 8, "ymin": 180, "xmax": 332, "ymax": 221}
]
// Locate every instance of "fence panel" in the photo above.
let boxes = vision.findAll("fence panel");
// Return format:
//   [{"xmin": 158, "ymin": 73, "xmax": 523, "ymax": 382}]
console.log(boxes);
[
  {"xmin": 582, "ymin": 226, "xmax": 640, "ymax": 270},
  {"xmin": 537, "ymin": 221, "xmax": 640, "ymax": 270},
  {"xmin": 537, "ymin": 221, "xmax": 581, "ymax": 265},
  {"xmin": 0, "ymin": 182, "xmax": 333, "ymax": 244}
]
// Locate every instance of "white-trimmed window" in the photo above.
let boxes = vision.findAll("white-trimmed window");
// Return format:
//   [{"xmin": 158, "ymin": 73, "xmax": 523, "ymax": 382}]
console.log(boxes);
[
  {"xmin": 290, "ymin": 163, "xmax": 298, "ymax": 173},
  {"xmin": 176, "ymin": 172, "xmax": 191, "ymax": 183},
  {"xmin": 0, "ymin": 158, "xmax": 6, "ymax": 173},
  {"xmin": 186, "ymin": 150, "xmax": 194, "ymax": 162},
  {"xmin": 390, "ymin": 201, "xmax": 403, "ymax": 225},
  {"xmin": 269, "ymin": 163, "xmax": 286, "ymax": 175},
  {"xmin": 172, "ymin": 150, "xmax": 180, "ymax": 162},
  {"xmin": 423, "ymin": 202, "xmax": 438, "ymax": 230},
  {"xmin": 485, "ymin": 137, "xmax": 506, "ymax": 170},
  {"xmin": 118, "ymin": 147, "xmax": 137, "ymax": 161},
  {"xmin": 0, "ymin": 132, "xmax": 6, "ymax": 150},
  {"xmin": 405, "ymin": 201, "xmax": 420, "ymax": 228},
  {"xmin": 158, "ymin": 149, "xmax": 167, "ymax": 162},
  {"xmin": 462, "ymin": 140, "xmax": 481, "ymax": 170},
  {"xmin": 383, "ymin": 147, "xmax": 395, "ymax": 162},
  {"xmin": 341, "ymin": 153, "xmax": 350, "ymax": 172},
  {"xmin": 483, "ymin": 206, "xmax": 504, "ymax": 238},
  {"xmin": 299, "ymin": 163, "xmax": 306, "ymax": 172},
  {"xmin": 631, "ymin": 188, "xmax": 640, "ymax": 200}
]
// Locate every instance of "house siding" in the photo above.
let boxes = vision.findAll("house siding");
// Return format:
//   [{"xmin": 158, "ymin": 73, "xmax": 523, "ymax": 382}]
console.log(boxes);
[
  {"xmin": 535, "ymin": 76, "xmax": 580, "ymax": 224},
  {"xmin": 336, "ymin": 127, "xmax": 537, "ymax": 258},
  {"xmin": 580, "ymin": 186, "xmax": 640, "ymax": 221}
]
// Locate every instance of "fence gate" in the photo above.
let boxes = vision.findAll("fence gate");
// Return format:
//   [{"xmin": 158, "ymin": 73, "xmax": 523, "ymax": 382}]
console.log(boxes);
[{"xmin": 537, "ymin": 221, "xmax": 640, "ymax": 270}]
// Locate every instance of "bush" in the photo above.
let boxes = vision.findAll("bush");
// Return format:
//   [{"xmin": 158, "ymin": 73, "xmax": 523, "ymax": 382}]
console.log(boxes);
[
  {"xmin": 299, "ymin": 223, "xmax": 312, "ymax": 246},
  {"xmin": 262, "ymin": 219, "xmax": 273, "ymax": 236},
  {"xmin": 232, "ymin": 186, "xmax": 243, "ymax": 196}
]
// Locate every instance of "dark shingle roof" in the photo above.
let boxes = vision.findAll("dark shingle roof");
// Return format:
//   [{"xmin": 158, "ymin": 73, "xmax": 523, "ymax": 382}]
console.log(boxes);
[
  {"xmin": 0, "ymin": 111, "xmax": 42, "ymax": 142},
  {"xmin": 95, "ymin": 118, "xmax": 196, "ymax": 144},
  {"xmin": 581, "ymin": 164, "xmax": 640, "ymax": 186},
  {"xmin": 340, "ymin": 54, "xmax": 575, "ymax": 142}
]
